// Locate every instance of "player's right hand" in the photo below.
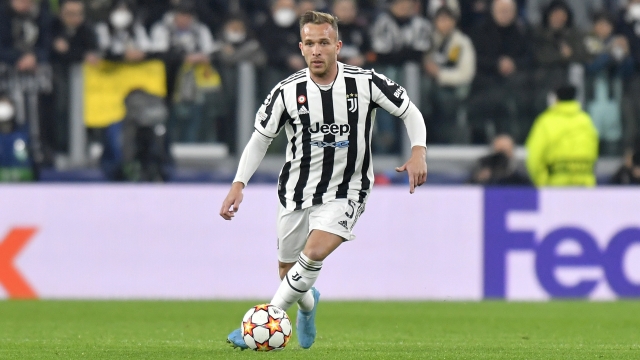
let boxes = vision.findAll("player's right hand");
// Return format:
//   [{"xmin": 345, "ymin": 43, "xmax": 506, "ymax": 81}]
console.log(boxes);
[{"xmin": 220, "ymin": 182, "xmax": 245, "ymax": 220}]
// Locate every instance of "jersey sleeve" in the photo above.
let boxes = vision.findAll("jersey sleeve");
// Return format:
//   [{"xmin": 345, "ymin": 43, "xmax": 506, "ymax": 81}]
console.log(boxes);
[
  {"xmin": 254, "ymin": 84, "xmax": 290, "ymax": 138},
  {"xmin": 370, "ymin": 69, "xmax": 412, "ymax": 117}
]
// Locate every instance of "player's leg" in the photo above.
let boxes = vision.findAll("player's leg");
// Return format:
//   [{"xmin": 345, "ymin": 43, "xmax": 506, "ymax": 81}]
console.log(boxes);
[
  {"xmin": 272, "ymin": 199, "xmax": 366, "ymax": 349},
  {"xmin": 270, "ymin": 229, "xmax": 341, "ymax": 311},
  {"xmin": 278, "ymin": 261, "xmax": 318, "ymax": 311},
  {"xmin": 269, "ymin": 201, "xmax": 326, "ymax": 311},
  {"xmin": 295, "ymin": 230, "xmax": 343, "ymax": 349},
  {"xmin": 227, "ymin": 205, "xmax": 308, "ymax": 349}
]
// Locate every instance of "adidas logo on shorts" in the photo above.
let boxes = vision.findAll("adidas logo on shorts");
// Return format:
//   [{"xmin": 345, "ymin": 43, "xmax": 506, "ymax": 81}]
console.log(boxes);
[
  {"xmin": 338, "ymin": 220, "xmax": 348, "ymax": 230},
  {"xmin": 298, "ymin": 106, "xmax": 309, "ymax": 115}
]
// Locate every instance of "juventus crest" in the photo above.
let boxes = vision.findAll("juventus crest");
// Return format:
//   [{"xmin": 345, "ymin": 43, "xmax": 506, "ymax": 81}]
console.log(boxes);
[{"xmin": 347, "ymin": 93, "xmax": 358, "ymax": 113}]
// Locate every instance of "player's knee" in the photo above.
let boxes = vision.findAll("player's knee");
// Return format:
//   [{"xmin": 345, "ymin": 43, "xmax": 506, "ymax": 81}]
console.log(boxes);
[{"xmin": 302, "ymin": 248, "xmax": 327, "ymax": 262}]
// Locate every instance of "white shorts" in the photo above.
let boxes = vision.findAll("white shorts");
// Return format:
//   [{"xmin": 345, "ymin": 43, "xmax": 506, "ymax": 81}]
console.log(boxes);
[{"xmin": 277, "ymin": 198, "xmax": 366, "ymax": 263}]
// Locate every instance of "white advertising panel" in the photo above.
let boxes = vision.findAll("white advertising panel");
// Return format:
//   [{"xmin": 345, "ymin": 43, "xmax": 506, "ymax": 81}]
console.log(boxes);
[
  {"xmin": 1, "ymin": 185, "xmax": 639, "ymax": 300},
  {"xmin": 0, "ymin": 185, "xmax": 482, "ymax": 300}
]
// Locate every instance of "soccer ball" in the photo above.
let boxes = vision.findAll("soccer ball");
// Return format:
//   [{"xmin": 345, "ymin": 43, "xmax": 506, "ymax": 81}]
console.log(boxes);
[{"xmin": 241, "ymin": 304, "xmax": 292, "ymax": 351}]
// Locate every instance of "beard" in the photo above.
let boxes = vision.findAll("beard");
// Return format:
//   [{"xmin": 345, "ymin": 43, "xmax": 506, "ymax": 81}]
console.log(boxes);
[{"xmin": 307, "ymin": 58, "xmax": 331, "ymax": 76}]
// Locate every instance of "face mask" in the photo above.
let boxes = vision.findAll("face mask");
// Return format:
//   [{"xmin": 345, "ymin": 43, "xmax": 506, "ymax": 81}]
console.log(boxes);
[
  {"xmin": 110, "ymin": 9, "xmax": 133, "ymax": 29},
  {"xmin": 0, "ymin": 101, "xmax": 15, "ymax": 122},
  {"xmin": 273, "ymin": 8, "xmax": 296, "ymax": 27},
  {"xmin": 225, "ymin": 31, "xmax": 246, "ymax": 44},
  {"xmin": 629, "ymin": 4, "xmax": 640, "ymax": 21}
]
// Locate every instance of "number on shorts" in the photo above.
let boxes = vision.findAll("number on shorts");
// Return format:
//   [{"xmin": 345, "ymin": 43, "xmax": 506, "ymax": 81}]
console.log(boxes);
[{"xmin": 345, "ymin": 200, "xmax": 356, "ymax": 219}]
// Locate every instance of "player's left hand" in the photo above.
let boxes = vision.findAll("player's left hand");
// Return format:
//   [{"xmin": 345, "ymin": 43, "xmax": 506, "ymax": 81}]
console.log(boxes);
[
  {"xmin": 220, "ymin": 182, "xmax": 245, "ymax": 220},
  {"xmin": 395, "ymin": 146, "xmax": 427, "ymax": 194}
]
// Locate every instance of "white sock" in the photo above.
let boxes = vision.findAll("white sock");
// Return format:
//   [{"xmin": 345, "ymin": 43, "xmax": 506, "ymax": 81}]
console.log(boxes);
[
  {"xmin": 270, "ymin": 253, "xmax": 322, "ymax": 311},
  {"xmin": 297, "ymin": 290, "xmax": 315, "ymax": 312}
]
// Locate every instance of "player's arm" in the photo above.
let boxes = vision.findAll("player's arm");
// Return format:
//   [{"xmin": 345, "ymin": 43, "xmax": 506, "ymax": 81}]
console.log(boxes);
[
  {"xmin": 220, "ymin": 131, "xmax": 273, "ymax": 220},
  {"xmin": 371, "ymin": 70, "xmax": 427, "ymax": 193},
  {"xmin": 395, "ymin": 103, "xmax": 427, "ymax": 193},
  {"xmin": 220, "ymin": 84, "xmax": 288, "ymax": 220}
]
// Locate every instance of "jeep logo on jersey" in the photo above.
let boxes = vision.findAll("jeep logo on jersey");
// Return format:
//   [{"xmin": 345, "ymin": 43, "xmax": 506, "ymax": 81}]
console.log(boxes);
[{"xmin": 309, "ymin": 123, "xmax": 351, "ymax": 136}]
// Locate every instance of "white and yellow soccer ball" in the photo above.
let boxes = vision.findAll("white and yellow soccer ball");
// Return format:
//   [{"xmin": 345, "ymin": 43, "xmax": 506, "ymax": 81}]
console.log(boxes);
[{"xmin": 241, "ymin": 304, "xmax": 292, "ymax": 351}]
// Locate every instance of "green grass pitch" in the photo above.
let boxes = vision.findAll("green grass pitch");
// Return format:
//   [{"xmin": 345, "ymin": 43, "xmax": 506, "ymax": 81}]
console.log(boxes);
[{"xmin": 0, "ymin": 300, "xmax": 639, "ymax": 359}]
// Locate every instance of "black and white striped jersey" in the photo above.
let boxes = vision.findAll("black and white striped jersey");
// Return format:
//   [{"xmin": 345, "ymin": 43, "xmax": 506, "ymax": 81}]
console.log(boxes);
[{"xmin": 255, "ymin": 62, "xmax": 412, "ymax": 210}]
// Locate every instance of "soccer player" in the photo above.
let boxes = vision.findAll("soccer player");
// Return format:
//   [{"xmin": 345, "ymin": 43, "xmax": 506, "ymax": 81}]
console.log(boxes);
[{"xmin": 220, "ymin": 11, "xmax": 428, "ymax": 349}]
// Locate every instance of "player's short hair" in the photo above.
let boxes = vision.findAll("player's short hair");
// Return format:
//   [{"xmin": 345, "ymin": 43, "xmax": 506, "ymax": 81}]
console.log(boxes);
[{"xmin": 299, "ymin": 11, "xmax": 339, "ymax": 37}]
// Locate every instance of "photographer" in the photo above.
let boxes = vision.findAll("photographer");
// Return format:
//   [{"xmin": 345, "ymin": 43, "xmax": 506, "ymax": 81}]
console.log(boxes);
[{"xmin": 469, "ymin": 134, "xmax": 531, "ymax": 185}]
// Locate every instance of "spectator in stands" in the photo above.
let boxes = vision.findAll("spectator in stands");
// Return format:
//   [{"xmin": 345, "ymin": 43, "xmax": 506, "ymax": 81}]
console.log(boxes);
[
  {"xmin": 151, "ymin": 1, "xmax": 220, "ymax": 143},
  {"xmin": 468, "ymin": 134, "xmax": 531, "ymax": 185},
  {"xmin": 95, "ymin": 0, "xmax": 151, "ymax": 62},
  {"xmin": 332, "ymin": 0, "xmax": 370, "ymax": 67},
  {"xmin": 0, "ymin": 0, "xmax": 51, "ymax": 72},
  {"xmin": 219, "ymin": 16, "xmax": 266, "ymax": 68},
  {"xmin": 618, "ymin": 0, "xmax": 640, "ymax": 156},
  {"xmin": 257, "ymin": 0, "xmax": 306, "ymax": 90},
  {"xmin": 218, "ymin": 15, "xmax": 267, "ymax": 151},
  {"xmin": 0, "ymin": 0, "xmax": 53, "ymax": 166},
  {"xmin": 370, "ymin": 0, "xmax": 431, "ymax": 153},
  {"xmin": 583, "ymin": 11, "xmax": 633, "ymax": 155},
  {"xmin": 525, "ymin": 85, "xmax": 599, "ymax": 187},
  {"xmin": 94, "ymin": 0, "xmax": 151, "ymax": 180},
  {"xmin": 527, "ymin": 0, "xmax": 604, "ymax": 31},
  {"xmin": 532, "ymin": 1, "xmax": 588, "ymax": 115},
  {"xmin": 138, "ymin": 0, "xmax": 223, "ymax": 34},
  {"xmin": 370, "ymin": 0, "xmax": 432, "ymax": 67},
  {"xmin": 52, "ymin": 0, "xmax": 99, "ymax": 65},
  {"xmin": 468, "ymin": 0, "xmax": 531, "ymax": 144},
  {"xmin": 423, "ymin": 6, "xmax": 476, "ymax": 143},
  {"xmin": 584, "ymin": 11, "xmax": 632, "ymax": 78},
  {"xmin": 51, "ymin": 0, "xmax": 100, "ymax": 152}
]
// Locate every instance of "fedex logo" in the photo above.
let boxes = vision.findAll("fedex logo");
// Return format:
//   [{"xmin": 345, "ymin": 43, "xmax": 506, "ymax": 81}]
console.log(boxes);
[{"xmin": 484, "ymin": 189, "xmax": 640, "ymax": 299}]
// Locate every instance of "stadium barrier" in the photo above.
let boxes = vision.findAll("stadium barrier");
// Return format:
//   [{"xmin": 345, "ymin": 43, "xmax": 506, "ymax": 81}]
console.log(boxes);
[{"xmin": 0, "ymin": 185, "xmax": 638, "ymax": 300}]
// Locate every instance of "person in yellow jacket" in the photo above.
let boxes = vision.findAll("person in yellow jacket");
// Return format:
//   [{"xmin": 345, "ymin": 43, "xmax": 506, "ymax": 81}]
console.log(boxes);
[{"xmin": 525, "ymin": 85, "xmax": 599, "ymax": 186}]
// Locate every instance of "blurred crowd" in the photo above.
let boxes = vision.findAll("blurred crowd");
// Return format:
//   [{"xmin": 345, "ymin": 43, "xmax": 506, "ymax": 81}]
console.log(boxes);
[{"xmin": 0, "ymin": 0, "xmax": 640, "ymax": 184}]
